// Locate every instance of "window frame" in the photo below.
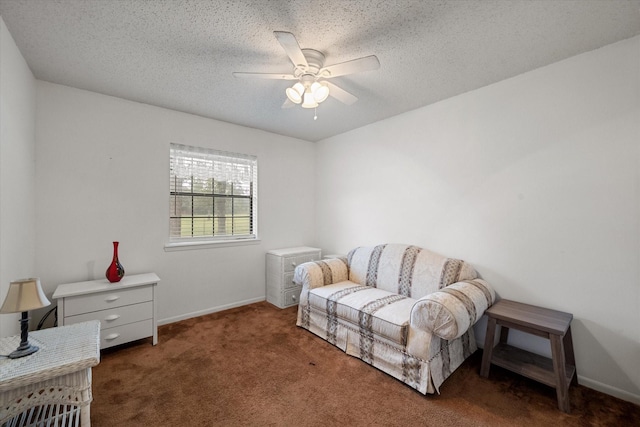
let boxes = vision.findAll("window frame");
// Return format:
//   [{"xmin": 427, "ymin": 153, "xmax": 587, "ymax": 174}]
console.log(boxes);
[{"xmin": 166, "ymin": 143, "xmax": 258, "ymax": 250}]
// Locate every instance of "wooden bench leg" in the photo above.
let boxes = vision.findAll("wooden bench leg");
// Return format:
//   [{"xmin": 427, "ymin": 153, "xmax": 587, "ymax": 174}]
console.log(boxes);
[
  {"xmin": 550, "ymin": 334, "xmax": 570, "ymax": 413},
  {"xmin": 563, "ymin": 326, "xmax": 578, "ymax": 386},
  {"xmin": 499, "ymin": 325, "xmax": 509, "ymax": 344},
  {"xmin": 480, "ymin": 317, "xmax": 497, "ymax": 378}
]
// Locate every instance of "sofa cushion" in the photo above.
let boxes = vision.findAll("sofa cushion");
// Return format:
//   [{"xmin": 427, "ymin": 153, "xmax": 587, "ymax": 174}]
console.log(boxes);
[
  {"xmin": 346, "ymin": 244, "xmax": 478, "ymax": 299},
  {"xmin": 308, "ymin": 281, "xmax": 416, "ymax": 346}
]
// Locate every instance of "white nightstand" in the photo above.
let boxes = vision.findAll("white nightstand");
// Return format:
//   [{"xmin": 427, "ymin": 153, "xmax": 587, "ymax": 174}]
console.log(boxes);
[
  {"xmin": 53, "ymin": 273, "xmax": 160, "ymax": 349},
  {"xmin": 266, "ymin": 247, "xmax": 321, "ymax": 308}
]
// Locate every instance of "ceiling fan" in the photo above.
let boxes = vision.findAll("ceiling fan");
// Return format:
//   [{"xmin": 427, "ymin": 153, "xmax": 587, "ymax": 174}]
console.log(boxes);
[{"xmin": 233, "ymin": 31, "xmax": 380, "ymax": 113}]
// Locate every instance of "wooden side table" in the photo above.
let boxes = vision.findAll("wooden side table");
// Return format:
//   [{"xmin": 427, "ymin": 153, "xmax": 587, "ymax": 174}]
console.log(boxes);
[
  {"xmin": 480, "ymin": 299, "xmax": 577, "ymax": 413},
  {"xmin": 0, "ymin": 320, "xmax": 100, "ymax": 426}
]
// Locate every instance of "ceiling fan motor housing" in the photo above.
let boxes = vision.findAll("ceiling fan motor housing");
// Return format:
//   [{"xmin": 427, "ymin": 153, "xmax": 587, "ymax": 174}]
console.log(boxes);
[{"xmin": 295, "ymin": 49, "xmax": 326, "ymax": 77}]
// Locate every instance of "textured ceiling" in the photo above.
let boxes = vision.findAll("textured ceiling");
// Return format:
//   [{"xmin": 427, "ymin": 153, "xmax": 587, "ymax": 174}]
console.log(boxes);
[{"xmin": 1, "ymin": 0, "xmax": 639, "ymax": 142}]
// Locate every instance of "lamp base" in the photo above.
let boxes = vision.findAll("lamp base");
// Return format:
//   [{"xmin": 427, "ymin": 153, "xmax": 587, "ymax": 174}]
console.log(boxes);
[{"xmin": 8, "ymin": 344, "xmax": 39, "ymax": 359}]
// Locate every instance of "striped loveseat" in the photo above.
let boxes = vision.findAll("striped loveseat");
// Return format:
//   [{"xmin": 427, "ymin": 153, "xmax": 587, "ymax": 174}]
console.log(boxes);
[{"xmin": 294, "ymin": 244, "xmax": 495, "ymax": 394}]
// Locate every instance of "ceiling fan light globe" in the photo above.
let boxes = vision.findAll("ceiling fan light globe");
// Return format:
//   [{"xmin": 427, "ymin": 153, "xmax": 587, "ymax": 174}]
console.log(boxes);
[
  {"xmin": 286, "ymin": 88, "xmax": 302, "ymax": 104},
  {"xmin": 311, "ymin": 82, "xmax": 330, "ymax": 103},
  {"xmin": 293, "ymin": 82, "xmax": 304, "ymax": 93},
  {"xmin": 301, "ymin": 91, "xmax": 318, "ymax": 109},
  {"xmin": 285, "ymin": 82, "xmax": 304, "ymax": 104}
]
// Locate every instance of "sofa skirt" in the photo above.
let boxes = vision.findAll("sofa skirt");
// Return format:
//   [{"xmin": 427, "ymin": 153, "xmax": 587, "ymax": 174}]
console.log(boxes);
[{"xmin": 298, "ymin": 304, "xmax": 476, "ymax": 394}]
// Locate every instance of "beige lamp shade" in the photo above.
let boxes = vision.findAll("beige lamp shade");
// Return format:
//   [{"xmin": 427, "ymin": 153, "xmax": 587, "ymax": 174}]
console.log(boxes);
[{"xmin": 0, "ymin": 278, "xmax": 51, "ymax": 313}]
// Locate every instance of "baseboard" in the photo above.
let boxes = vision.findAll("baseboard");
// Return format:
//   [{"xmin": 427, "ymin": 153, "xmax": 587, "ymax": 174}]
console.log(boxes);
[
  {"xmin": 157, "ymin": 296, "xmax": 266, "ymax": 326},
  {"xmin": 578, "ymin": 375, "xmax": 640, "ymax": 405}
]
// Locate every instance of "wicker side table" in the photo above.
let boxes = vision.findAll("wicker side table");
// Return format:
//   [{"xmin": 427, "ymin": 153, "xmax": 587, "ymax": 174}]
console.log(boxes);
[{"xmin": 0, "ymin": 320, "xmax": 100, "ymax": 426}]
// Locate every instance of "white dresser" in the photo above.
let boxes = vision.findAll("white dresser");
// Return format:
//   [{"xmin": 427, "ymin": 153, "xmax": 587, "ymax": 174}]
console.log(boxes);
[
  {"xmin": 266, "ymin": 247, "xmax": 321, "ymax": 308},
  {"xmin": 53, "ymin": 273, "xmax": 160, "ymax": 349}
]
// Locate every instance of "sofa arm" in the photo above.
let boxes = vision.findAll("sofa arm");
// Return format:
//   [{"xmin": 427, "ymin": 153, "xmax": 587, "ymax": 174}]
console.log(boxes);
[
  {"xmin": 410, "ymin": 279, "xmax": 495, "ymax": 340},
  {"xmin": 293, "ymin": 257, "xmax": 349, "ymax": 290}
]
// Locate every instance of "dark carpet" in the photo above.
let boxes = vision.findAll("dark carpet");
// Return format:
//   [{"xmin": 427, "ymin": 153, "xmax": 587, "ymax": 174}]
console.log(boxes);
[{"xmin": 91, "ymin": 301, "xmax": 640, "ymax": 426}]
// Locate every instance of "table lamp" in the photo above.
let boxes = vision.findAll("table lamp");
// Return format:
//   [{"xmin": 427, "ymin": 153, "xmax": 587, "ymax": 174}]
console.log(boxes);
[{"xmin": 0, "ymin": 278, "xmax": 51, "ymax": 358}]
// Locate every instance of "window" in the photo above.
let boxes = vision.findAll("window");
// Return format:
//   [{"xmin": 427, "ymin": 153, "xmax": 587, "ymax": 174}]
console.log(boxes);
[{"xmin": 169, "ymin": 144, "xmax": 257, "ymax": 243}]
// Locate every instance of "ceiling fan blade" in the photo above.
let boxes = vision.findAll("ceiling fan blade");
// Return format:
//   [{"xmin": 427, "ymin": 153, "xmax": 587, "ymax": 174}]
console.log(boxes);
[
  {"xmin": 232, "ymin": 72, "xmax": 297, "ymax": 80},
  {"xmin": 274, "ymin": 31, "xmax": 308, "ymax": 68},
  {"xmin": 282, "ymin": 98, "xmax": 296, "ymax": 109},
  {"xmin": 325, "ymin": 82, "xmax": 358, "ymax": 105},
  {"xmin": 320, "ymin": 55, "xmax": 380, "ymax": 78}
]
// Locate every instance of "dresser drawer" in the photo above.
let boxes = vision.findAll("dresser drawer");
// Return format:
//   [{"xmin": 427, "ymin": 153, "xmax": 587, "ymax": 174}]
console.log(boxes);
[
  {"xmin": 283, "ymin": 272, "xmax": 296, "ymax": 289},
  {"xmin": 283, "ymin": 253, "xmax": 319, "ymax": 272},
  {"xmin": 284, "ymin": 286, "xmax": 302, "ymax": 307},
  {"xmin": 64, "ymin": 301, "xmax": 153, "ymax": 330},
  {"xmin": 64, "ymin": 286, "xmax": 152, "ymax": 316},
  {"xmin": 101, "ymin": 319, "xmax": 153, "ymax": 349}
]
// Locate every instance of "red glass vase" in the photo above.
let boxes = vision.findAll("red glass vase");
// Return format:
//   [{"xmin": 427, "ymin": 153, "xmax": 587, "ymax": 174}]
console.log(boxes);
[{"xmin": 106, "ymin": 241, "xmax": 125, "ymax": 283}]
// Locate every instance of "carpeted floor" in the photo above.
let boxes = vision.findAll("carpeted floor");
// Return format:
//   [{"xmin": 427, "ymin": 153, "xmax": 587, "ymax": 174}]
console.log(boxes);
[{"xmin": 91, "ymin": 301, "xmax": 640, "ymax": 426}]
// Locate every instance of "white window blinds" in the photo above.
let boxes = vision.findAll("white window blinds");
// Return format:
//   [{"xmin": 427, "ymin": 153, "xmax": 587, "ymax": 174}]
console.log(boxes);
[{"xmin": 170, "ymin": 143, "xmax": 257, "ymax": 242}]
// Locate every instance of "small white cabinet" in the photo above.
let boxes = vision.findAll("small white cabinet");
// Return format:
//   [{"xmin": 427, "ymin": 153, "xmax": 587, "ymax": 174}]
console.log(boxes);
[
  {"xmin": 266, "ymin": 247, "xmax": 321, "ymax": 308},
  {"xmin": 53, "ymin": 273, "xmax": 160, "ymax": 349}
]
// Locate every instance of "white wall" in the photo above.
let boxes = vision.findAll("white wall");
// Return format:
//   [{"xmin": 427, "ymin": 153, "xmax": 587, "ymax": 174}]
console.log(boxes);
[
  {"xmin": 0, "ymin": 17, "xmax": 37, "ymax": 336},
  {"xmin": 315, "ymin": 36, "xmax": 640, "ymax": 403},
  {"xmin": 35, "ymin": 82, "xmax": 316, "ymax": 324}
]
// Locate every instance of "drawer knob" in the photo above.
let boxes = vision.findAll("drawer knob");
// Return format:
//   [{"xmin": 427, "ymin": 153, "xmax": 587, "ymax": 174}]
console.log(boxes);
[
  {"xmin": 291, "ymin": 295, "xmax": 297, "ymax": 301},
  {"xmin": 106, "ymin": 295, "xmax": 120, "ymax": 302},
  {"xmin": 105, "ymin": 333, "xmax": 120, "ymax": 341},
  {"xmin": 105, "ymin": 314, "xmax": 120, "ymax": 322},
  {"xmin": 291, "ymin": 262, "xmax": 297, "ymax": 267}
]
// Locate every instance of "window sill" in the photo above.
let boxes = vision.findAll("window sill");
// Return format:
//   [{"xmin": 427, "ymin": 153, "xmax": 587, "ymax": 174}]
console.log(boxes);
[{"xmin": 164, "ymin": 239, "xmax": 261, "ymax": 252}]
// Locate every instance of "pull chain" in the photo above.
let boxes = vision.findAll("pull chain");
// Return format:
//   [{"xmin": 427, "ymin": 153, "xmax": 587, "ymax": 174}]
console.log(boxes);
[{"xmin": 313, "ymin": 107, "xmax": 318, "ymax": 121}]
